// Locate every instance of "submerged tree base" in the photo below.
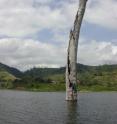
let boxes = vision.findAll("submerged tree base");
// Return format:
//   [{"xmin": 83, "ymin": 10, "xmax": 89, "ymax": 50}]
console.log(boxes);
[{"xmin": 66, "ymin": 87, "xmax": 77, "ymax": 101}]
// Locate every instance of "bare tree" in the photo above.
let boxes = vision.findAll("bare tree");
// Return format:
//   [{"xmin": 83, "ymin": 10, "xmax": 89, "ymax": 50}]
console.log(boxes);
[{"xmin": 66, "ymin": 0, "xmax": 88, "ymax": 101}]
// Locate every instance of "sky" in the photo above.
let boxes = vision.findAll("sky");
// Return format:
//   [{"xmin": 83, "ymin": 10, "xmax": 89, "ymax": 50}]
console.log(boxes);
[{"xmin": 0, "ymin": 0, "xmax": 117, "ymax": 71}]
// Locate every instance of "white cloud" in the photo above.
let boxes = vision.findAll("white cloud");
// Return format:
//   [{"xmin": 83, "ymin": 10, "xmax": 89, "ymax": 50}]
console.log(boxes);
[
  {"xmin": 78, "ymin": 40, "xmax": 117, "ymax": 65},
  {"xmin": 0, "ymin": 0, "xmax": 117, "ymax": 71},
  {"xmin": 0, "ymin": 0, "xmax": 73, "ymax": 37},
  {"xmin": 0, "ymin": 38, "xmax": 117, "ymax": 71},
  {"xmin": 85, "ymin": 0, "xmax": 117, "ymax": 29},
  {"xmin": 0, "ymin": 38, "xmax": 66, "ymax": 70},
  {"xmin": 0, "ymin": 0, "xmax": 116, "ymax": 38}
]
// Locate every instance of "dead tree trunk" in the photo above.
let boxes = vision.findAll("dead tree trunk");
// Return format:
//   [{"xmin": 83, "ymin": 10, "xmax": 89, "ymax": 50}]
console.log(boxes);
[{"xmin": 66, "ymin": 0, "xmax": 88, "ymax": 101}]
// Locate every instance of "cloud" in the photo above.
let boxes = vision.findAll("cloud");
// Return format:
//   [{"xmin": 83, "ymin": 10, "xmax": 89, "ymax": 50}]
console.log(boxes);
[
  {"xmin": 0, "ymin": 0, "xmax": 117, "ymax": 71},
  {"xmin": 85, "ymin": 0, "xmax": 117, "ymax": 30},
  {"xmin": 0, "ymin": 38, "xmax": 66, "ymax": 70},
  {"xmin": 0, "ymin": 38, "xmax": 117, "ymax": 71},
  {"xmin": 0, "ymin": 0, "xmax": 116, "ymax": 38},
  {"xmin": 78, "ymin": 40, "xmax": 117, "ymax": 65},
  {"xmin": 0, "ymin": 0, "xmax": 75, "ymax": 37}
]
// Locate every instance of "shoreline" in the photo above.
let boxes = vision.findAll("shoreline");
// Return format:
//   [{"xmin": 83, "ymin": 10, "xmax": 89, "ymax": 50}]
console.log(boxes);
[{"xmin": 0, "ymin": 88, "xmax": 117, "ymax": 93}]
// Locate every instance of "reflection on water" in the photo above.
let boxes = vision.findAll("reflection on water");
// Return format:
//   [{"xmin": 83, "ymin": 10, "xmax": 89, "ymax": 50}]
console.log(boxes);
[{"xmin": 66, "ymin": 101, "xmax": 78, "ymax": 124}]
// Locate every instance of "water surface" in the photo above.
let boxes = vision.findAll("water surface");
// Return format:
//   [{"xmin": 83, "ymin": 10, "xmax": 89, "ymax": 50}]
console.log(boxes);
[{"xmin": 0, "ymin": 90, "xmax": 117, "ymax": 124}]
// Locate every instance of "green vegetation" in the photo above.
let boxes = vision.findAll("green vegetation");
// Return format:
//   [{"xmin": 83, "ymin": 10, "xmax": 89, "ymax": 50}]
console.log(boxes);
[
  {"xmin": 78, "ymin": 85, "xmax": 117, "ymax": 92},
  {"xmin": 0, "ymin": 69, "xmax": 16, "ymax": 89},
  {"xmin": 0, "ymin": 62, "xmax": 117, "ymax": 92},
  {"xmin": 25, "ymin": 83, "xmax": 65, "ymax": 92}
]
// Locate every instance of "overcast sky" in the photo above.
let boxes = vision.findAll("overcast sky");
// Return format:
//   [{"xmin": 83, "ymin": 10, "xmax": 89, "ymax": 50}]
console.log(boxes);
[{"xmin": 0, "ymin": 0, "xmax": 117, "ymax": 71}]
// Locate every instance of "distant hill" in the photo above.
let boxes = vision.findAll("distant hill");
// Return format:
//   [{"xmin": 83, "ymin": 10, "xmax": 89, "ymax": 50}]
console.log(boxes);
[
  {"xmin": 0, "ymin": 62, "xmax": 117, "ymax": 91},
  {"xmin": 24, "ymin": 67, "xmax": 65, "ymax": 78},
  {"xmin": 24, "ymin": 63, "xmax": 117, "ymax": 77},
  {"xmin": 1, "ymin": 62, "xmax": 117, "ymax": 80},
  {"xmin": 0, "ymin": 63, "xmax": 23, "ymax": 78},
  {"xmin": 23, "ymin": 63, "xmax": 117, "ymax": 87},
  {"xmin": 0, "ymin": 70, "xmax": 16, "ymax": 81},
  {"xmin": 23, "ymin": 63, "xmax": 93, "ymax": 77}
]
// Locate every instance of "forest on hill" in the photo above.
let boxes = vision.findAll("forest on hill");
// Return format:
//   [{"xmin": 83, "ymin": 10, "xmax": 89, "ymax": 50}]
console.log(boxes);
[{"xmin": 0, "ymin": 62, "xmax": 117, "ymax": 91}]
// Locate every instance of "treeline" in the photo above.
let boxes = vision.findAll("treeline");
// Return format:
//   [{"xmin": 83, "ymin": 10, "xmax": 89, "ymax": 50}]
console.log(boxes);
[
  {"xmin": 1, "ymin": 63, "xmax": 117, "ymax": 91},
  {"xmin": 12, "ymin": 76, "xmax": 53, "ymax": 89}
]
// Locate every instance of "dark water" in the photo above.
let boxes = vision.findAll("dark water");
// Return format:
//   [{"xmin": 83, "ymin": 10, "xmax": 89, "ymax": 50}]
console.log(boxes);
[{"xmin": 0, "ymin": 90, "xmax": 117, "ymax": 124}]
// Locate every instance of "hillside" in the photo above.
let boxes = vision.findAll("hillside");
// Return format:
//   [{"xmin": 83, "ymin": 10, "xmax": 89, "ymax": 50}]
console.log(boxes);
[
  {"xmin": 22, "ymin": 64, "xmax": 117, "ymax": 87},
  {"xmin": 0, "ymin": 62, "xmax": 117, "ymax": 91},
  {"xmin": 23, "ymin": 63, "xmax": 117, "ymax": 80},
  {"xmin": 0, "ymin": 63, "xmax": 23, "ymax": 78},
  {"xmin": 0, "ymin": 70, "xmax": 16, "ymax": 81},
  {"xmin": 0, "ymin": 63, "xmax": 23, "ymax": 89},
  {"xmin": 0, "ymin": 68, "xmax": 16, "ymax": 89}
]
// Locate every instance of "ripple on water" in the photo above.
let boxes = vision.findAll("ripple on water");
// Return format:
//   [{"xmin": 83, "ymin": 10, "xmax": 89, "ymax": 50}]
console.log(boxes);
[{"xmin": 0, "ymin": 90, "xmax": 117, "ymax": 124}]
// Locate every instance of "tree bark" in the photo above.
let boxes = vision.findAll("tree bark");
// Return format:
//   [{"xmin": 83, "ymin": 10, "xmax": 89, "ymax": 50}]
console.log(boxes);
[{"xmin": 66, "ymin": 0, "xmax": 88, "ymax": 101}]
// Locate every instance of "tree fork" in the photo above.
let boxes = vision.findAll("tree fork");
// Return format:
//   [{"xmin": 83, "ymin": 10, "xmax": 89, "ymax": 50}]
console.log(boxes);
[{"xmin": 66, "ymin": 0, "xmax": 88, "ymax": 101}]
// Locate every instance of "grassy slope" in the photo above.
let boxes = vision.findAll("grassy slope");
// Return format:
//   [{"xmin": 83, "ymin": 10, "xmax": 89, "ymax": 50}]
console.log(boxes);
[
  {"xmin": 0, "ymin": 69, "xmax": 16, "ymax": 89},
  {"xmin": 0, "ymin": 63, "xmax": 22, "ymax": 78},
  {"xmin": 0, "ymin": 70, "xmax": 16, "ymax": 81}
]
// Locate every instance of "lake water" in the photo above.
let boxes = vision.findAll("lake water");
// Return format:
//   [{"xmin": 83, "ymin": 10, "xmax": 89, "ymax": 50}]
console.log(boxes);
[{"xmin": 0, "ymin": 90, "xmax": 117, "ymax": 124}]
